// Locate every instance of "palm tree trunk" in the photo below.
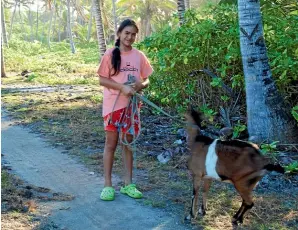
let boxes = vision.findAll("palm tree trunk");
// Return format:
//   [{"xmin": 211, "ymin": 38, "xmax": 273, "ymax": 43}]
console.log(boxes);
[
  {"xmin": 36, "ymin": 3, "xmax": 39, "ymax": 40},
  {"xmin": 1, "ymin": 1, "xmax": 8, "ymax": 46},
  {"xmin": 238, "ymin": 0, "xmax": 298, "ymax": 143},
  {"xmin": 87, "ymin": 2, "xmax": 94, "ymax": 42},
  {"xmin": 47, "ymin": 0, "xmax": 55, "ymax": 49},
  {"xmin": 53, "ymin": 6, "xmax": 57, "ymax": 42},
  {"xmin": 93, "ymin": 0, "xmax": 106, "ymax": 58},
  {"xmin": 1, "ymin": 39, "xmax": 6, "ymax": 78},
  {"xmin": 184, "ymin": 0, "xmax": 190, "ymax": 9},
  {"xmin": 28, "ymin": 9, "xmax": 34, "ymax": 42},
  {"xmin": 18, "ymin": 4, "xmax": 25, "ymax": 39},
  {"xmin": 9, "ymin": 1, "xmax": 17, "ymax": 40},
  {"xmin": 58, "ymin": 5, "xmax": 62, "ymax": 42},
  {"xmin": 112, "ymin": 0, "xmax": 117, "ymax": 39},
  {"xmin": 67, "ymin": 0, "xmax": 76, "ymax": 53},
  {"xmin": 177, "ymin": 0, "xmax": 185, "ymax": 26},
  {"xmin": 145, "ymin": 18, "xmax": 151, "ymax": 37}
]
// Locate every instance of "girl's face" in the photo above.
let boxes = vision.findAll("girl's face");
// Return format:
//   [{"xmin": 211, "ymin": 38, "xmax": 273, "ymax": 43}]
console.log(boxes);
[{"xmin": 118, "ymin": 25, "xmax": 138, "ymax": 48}]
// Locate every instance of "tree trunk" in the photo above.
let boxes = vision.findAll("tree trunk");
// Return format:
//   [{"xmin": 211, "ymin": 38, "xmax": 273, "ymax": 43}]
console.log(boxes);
[
  {"xmin": 47, "ymin": 0, "xmax": 55, "ymax": 49},
  {"xmin": 53, "ymin": 6, "xmax": 57, "ymax": 42},
  {"xmin": 28, "ymin": 9, "xmax": 34, "ymax": 42},
  {"xmin": 9, "ymin": 1, "xmax": 17, "ymax": 39},
  {"xmin": 67, "ymin": 0, "xmax": 76, "ymax": 53},
  {"xmin": 87, "ymin": 2, "xmax": 94, "ymax": 42},
  {"xmin": 58, "ymin": 5, "xmax": 62, "ymax": 42},
  {"xmin": 1, "ymin": 39, "xmax": 6, "ymax": 78},
  {"xmin": 112, "ymin": 0, "xmax": 117, "ymax": 39},
  {"xmin": 93, "ymin": 0, "xmax": 106, "ymax": 58},
  {"xmin": 1, "ymin": 0, "xmax": 8, "ymax": 46},
  {"xmin": 177, "ymin": 0, "xmax": 185, "ymax": 26},
  {"xmin": 145, "ymin": 5, "xmax": 152, "ymax": 37},
  {"xmin": 184, "ymin": 0, "xmax": 190, "ymax": 10},
  {"xmin": 18, "ymin": 4, "xmax": 25, "ymax": 39},
  {"xmin": 238, "ymin": 0, "xmax": 298, "ymax": 143},
  {"xmin": 145, "ymin": 18, "xmax": 151, "ymax": 37},
  {"xmin": 36, "ymin": 3, "xmax": 39, "ymax": 40}
]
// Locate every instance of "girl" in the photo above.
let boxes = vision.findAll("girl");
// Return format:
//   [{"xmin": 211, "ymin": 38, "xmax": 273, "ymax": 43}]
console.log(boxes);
[{"xmin": 97, "ymin": 19, "xmax": 153, "ymax": 201}]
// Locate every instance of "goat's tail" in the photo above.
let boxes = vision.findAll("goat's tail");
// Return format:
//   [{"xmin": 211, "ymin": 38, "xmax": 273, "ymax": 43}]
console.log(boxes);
[{"xmin": 264, "ymin": 164, "xmax": 285, "ymax": 174}]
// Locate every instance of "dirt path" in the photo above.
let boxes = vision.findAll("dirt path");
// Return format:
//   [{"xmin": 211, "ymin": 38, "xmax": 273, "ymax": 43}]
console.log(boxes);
[{"xmin": 1, "ymin": 112, "xmax": 193, "ymax": 230}]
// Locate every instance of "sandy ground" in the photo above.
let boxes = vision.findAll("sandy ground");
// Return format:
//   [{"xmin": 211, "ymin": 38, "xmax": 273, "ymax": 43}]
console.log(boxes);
[{"xmin": 1, "ymin": 111, "xmax": 194, "ymax": 230}]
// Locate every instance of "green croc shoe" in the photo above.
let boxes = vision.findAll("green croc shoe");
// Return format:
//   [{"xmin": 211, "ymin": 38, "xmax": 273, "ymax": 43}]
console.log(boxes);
[
  {"xmin": 120, "ymin": 184, "xmax": 143, "ymax": 199},
  {"xmin": 100, "ymin": 187, "xmax": 115, "ymax": 201}
]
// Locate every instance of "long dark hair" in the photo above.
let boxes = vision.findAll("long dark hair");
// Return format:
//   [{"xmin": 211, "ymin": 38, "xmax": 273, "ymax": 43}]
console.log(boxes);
[{"xmin": 111, "ymin": 19, "xmax": 139, "ymax": 76}]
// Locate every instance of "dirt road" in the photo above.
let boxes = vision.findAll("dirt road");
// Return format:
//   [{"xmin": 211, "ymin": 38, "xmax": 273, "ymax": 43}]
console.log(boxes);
[{"xmin": 1, "ymin": 112, "xmax": 192, "ymax": 230}]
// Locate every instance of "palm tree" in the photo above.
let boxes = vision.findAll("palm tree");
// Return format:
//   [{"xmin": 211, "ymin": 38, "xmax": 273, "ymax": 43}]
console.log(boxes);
[
  {"xmin": 87, "ymin": 1, "xmax": 94, "ymax": 42},
  {"xmin": 93, "ymin": 0, "xmax": 106, "ymax": 57},
  {"xmin": 1, "ymin": 0, "xmax": 8, "ymax": 46},
  {"xmin": 1, "ymin": 39, "xmax": 6, "ymax": 78},
  {"xmin": 238, "ymin": 0, "xmax": 298, "ymax": 143},
  {"xmin": 47, "ymin": 0, "xmax": 56, "ymax": 49},
  {"xmin": 184, "ymin": 0, "xmax": 190, "ymax": 9},
  {"xmin": 67, "ymin": 0, "xmax": 76, "ymax": 53},
  {"xmin": 112, "ymin": 0, "xmax": 117, "ymax": 39},
  {"xmin": 177, "ymin": 0, "xmax": 185, "ymax": 26},
  {"xmin": 9, "ymin": 0, "xmax": 18, "ymax": 39}
]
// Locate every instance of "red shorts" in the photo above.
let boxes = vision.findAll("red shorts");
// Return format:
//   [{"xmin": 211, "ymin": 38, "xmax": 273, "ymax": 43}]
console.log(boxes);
[{"xmin": 103, "ymin": 107, "xmax": 140, "ymax": 135}]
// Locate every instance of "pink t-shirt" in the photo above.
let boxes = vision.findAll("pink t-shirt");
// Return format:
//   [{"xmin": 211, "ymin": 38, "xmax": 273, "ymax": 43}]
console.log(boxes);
[{"xmin": 97, "ymin": 48, "xmax": 153, "ymax": 117}]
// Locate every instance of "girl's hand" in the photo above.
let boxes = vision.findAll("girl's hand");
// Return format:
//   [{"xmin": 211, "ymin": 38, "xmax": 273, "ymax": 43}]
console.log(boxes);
[
  {"xmin": 120, "ymin": 85, "xmax": 135, "ymax": 96},
  {"xmin": 131, "ymin": 80, "xmax": 144, "ymax": 92}
]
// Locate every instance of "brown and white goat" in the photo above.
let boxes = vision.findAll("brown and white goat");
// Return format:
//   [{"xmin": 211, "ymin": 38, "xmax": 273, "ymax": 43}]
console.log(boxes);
[{"xmin": 185, "ymin": 109, "xmax": 284, "ymax": 225}]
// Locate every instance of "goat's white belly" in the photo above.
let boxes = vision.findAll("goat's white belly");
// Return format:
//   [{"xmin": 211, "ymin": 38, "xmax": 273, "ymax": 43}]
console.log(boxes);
[{"xmin": 205, "ymin": 139, "xmax": 220, "ymax": 180}]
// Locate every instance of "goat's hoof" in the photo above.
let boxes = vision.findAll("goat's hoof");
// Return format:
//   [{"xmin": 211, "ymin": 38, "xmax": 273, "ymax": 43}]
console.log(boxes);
[
  {"xmin": 184, "ymin": 214, "xmax": 199, "ymax": 224},
  {"xmin": 232, "ymin": 218, "xmax": 243, "ymax": 226},
  {"xmin": 232, "ymin": 218, "xmax": 238, "ymax": 226},
  {"xmin": 198, "ymin": 208, "xmax": 206, "ymax": 216},
  {"xmin": 184, "ymin": 215, "xmax": 191, "ymax": 221},
  {"xmin": 184, "ymin": 214, "xmax": 192, "ymax": 223}
]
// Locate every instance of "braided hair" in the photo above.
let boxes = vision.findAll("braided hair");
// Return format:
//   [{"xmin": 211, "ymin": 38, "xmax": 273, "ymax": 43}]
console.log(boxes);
[{"xmin": 111, "ymin": 19, "xmax": 139, "ymax": 76}]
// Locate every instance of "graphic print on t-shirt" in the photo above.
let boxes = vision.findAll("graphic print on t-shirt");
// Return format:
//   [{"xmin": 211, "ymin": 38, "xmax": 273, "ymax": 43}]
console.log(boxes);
[{"xmin": 120, "ymin": 61, "xmax": 139, "ymax": 73}]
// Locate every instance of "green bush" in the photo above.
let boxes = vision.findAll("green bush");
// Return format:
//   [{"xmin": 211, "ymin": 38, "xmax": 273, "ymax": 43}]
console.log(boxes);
[{"xmin": 137, "ymin": 1, "xmax": 298, "ymax": 118}]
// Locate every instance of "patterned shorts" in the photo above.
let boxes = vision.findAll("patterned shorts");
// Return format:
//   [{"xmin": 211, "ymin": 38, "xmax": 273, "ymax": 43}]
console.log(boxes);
[{"xmin": 103, "ymin": 107, "xmax": 141, "ymax": 135}]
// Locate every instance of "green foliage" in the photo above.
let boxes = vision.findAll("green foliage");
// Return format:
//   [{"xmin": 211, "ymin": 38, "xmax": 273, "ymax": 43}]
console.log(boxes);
[
  {"xmin": 137, "ymin": 5, "xmax": 241, "ymax": 112},
  {"xmin": 232, "ymin": 121, "xmax": 246, "ymax": 139},
  {"xmin": 210, "ymin": 78, "xmax": 223, "ymax": 87},
  {"xmin": 137, "ymin": 1, "xmax": 298, "ymax": 117},
  {"xmin": 25, "ymin": 73, "xmax": 39, "ymax": 82},
  {"xmin": 199, "ymin": 104, "xmax": 217, "ymax": 122},
  {"xmin": 90, "ymin": 95, "xmax": 102, "ymax": 104},
  {"xmin": 291, "ymin": 106, "xmax": 298, "ymax": 122},
  {"xmin": 260, "ymin": 141, "xmax": 280, "ymax": 161},
  {"xmin": 285, "ymin": 161, "xmax": 298, "ymax": 174},
  {"xmin": 260, "ymin": 141, "xmax": 279, "ymax": 155}
]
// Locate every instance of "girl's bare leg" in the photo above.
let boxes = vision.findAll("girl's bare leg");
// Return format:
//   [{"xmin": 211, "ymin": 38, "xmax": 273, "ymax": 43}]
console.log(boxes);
[
  {"xmin": 121, "ymin": 134, "xmax": 133, "ymax": 185},
  {"xmin": 103, "ymin": 131, "xmax": 119, "ymax": 187}
]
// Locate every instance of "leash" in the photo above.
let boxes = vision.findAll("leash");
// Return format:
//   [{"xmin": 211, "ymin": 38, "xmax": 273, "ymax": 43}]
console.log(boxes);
[{"xmin": 108, "ymin": 76, "xmax": 196, "ymax": 168}]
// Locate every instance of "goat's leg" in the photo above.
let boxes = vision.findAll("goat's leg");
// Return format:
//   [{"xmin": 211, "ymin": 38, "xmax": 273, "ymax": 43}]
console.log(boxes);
[
  {"xmin": 185, "ymin": 175, "xmax": 202, "ymax": 221},
  {"xmin": 232, "ymin": 199, "xmax": 247, "ymax": 224},
  {"xmin": 232, "ymin": 193, "xmax": 254, "ymax": 225},
  {"xmin": 200, "ymin": 178, "xmax": 212, "ymax": 216},
  {"xmin": 232, "ymin": 180, "xmax": 258, "ymax": 225}
]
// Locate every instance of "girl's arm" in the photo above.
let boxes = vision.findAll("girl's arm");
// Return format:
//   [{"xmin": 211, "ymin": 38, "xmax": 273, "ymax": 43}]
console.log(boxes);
[
  {"xmin": 99, "ymin": 76, "xmax": 135, "ymax": 96},
  {"xmin": 134, "ymin": 78, "xmax": 150, "ymax": 92}
]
